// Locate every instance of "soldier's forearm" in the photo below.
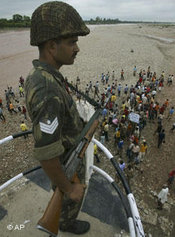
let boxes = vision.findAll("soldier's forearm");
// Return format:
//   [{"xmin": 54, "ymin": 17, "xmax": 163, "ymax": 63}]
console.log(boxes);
[{"xmin": 40, "ymin": 157, "xmax": 73, "ymax": 194}]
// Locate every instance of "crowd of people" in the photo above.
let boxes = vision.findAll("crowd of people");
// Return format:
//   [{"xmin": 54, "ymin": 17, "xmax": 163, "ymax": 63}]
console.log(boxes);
[
  {"xmin": 69, "ymin": 65, "xmax": 175, "ymax": 208},
  {"xmin": 0, "ymin": 76, "xmax": 28, "ymax": 136}
]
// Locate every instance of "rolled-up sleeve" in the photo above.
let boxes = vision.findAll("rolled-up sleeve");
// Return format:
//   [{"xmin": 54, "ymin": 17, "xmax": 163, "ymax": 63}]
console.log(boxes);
[{"xmin": 33, "ymin": 139, "xmax": 64, "ymax": 161}]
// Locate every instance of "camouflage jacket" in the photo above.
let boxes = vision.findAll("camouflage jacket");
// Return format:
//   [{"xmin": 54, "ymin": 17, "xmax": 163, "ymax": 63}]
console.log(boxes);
[{"xmin": 25, "ymin": 60, "xmax": 83, "ymax": 162}]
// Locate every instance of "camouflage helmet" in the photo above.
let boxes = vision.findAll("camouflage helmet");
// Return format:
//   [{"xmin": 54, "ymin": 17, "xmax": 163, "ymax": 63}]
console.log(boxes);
[{"xmin": 30, "ymin": 1, "xmax": 90, "ymax": 46}]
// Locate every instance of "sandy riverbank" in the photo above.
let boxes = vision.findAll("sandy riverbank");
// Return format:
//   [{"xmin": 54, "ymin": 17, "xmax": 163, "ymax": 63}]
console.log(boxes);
[{"xmin": 61, "ymin": 23, "xmax": 175, "ymax": 89}]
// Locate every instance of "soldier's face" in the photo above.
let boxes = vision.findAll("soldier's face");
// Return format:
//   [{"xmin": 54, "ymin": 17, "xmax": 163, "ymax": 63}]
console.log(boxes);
[{"xmin": 53, "ymin": 36, "xmax": 80, "ymax": 67}]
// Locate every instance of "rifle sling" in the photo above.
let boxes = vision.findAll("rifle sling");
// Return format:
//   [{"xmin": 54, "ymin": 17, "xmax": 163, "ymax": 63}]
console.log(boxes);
[{"xmin": 66, "ymin": 80, "xmax": 99, "ymax": 107}]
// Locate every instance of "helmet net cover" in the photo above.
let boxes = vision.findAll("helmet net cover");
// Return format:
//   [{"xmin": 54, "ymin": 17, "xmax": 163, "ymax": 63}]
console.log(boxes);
[{"xmin": 30, "ymin": 1, "xmax": 90, "ymax": 46}]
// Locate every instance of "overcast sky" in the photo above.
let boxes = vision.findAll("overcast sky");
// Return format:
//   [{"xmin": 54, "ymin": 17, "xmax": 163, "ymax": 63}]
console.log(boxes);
[{"xmin": 1, "ymin": 0, "xmax": 175, "ymax": 22}]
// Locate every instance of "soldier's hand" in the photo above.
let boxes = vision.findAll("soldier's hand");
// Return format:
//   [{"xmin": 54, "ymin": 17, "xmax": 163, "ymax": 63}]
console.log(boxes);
[{"xmin": 67, "ymin": 183, "xmax": 86, "ymax": 203}]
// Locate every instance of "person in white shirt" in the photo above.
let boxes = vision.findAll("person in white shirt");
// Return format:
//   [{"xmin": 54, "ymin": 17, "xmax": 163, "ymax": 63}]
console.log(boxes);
[
  {"xmin": 157, "ymin": 185, "xmax": 169, "ymax": 210},
  {"xmin": 152, "ymin": 88, "xmax": 157, "ymax": 98}
]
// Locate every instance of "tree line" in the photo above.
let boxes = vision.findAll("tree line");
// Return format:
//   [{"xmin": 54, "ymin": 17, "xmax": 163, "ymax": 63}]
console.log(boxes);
[
  {"xmin": 84, "ymin": 16, "xmax": 121, "ymax": 24},
  {"xmin": 0, "ymin": 14, "xmax": 172, "ymax": 28},
  {"xmin": 84, "ymin": 16, "xmax": 163, "ymax": 24},
  {"xmin": 0, "ymin": 14, "xmax": 31, "ymax": 28}
]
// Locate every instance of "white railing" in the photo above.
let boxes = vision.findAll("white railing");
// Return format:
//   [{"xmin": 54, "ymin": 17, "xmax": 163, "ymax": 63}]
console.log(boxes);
[{"xmin": 86, "ymin": 138, "xmax": 145, "ymax": 237}]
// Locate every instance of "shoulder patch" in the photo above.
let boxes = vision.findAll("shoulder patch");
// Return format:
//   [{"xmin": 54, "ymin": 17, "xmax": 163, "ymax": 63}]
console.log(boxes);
[{"xmin": 39, "ymin": 117, "xmax": 59, "ymax": 134}]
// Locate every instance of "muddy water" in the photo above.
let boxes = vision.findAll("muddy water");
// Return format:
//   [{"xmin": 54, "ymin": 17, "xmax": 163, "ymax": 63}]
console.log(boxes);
[{"xmin": 0, "ymin": 30, "xmax": 37, "ymax": 95}]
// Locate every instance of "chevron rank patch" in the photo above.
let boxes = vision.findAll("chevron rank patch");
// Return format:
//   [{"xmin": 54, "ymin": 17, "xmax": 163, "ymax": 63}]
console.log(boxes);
[{"xmin": 39, "ymin": 117, "xmax": 59, "ymax": 134}]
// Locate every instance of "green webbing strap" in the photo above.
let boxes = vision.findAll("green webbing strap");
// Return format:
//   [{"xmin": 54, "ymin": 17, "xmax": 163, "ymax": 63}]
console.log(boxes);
[
  {"xmin": 66, "ymin": 81, "xmax": 100, "ymax": 108},
  {"xmin": 49, "ymin": 68, "xmax": 99, "ymax": 108}
]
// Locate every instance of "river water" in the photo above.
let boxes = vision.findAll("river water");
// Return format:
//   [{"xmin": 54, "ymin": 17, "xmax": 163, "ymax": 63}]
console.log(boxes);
[{"xmin": 0, "ymin": 29, "xmax": 37, "ymax": 95}]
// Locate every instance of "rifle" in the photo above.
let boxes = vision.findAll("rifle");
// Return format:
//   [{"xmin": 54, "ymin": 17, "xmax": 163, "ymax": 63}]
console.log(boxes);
[{"xmin": 37, "ymin": 109, "xmax": 100, "ymax": 237}]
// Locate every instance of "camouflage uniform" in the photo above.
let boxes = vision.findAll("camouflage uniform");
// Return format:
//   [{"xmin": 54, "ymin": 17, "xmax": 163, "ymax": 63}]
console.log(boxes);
[
  {"xmin": 27, "ymin": 0, "xmax": 90, "ymax": 230},
  {"xmin": 25, "ymin": 59, "xmax": 84, "ymax": 227}
]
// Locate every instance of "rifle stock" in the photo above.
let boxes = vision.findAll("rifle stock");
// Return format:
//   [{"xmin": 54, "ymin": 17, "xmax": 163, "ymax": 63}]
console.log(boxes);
[
  {"xmin": 37, "ymin": 187, "xmax": 63, "ymax": 237},
  {"xmin": 37, "ymin": 118, "xmax": 99, "ymax": 236}
]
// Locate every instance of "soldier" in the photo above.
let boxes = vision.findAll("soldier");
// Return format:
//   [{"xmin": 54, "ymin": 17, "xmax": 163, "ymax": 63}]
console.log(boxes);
[{"xmin": 25, "ymin": 1, "xmax": 90, "ymax": 235}]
